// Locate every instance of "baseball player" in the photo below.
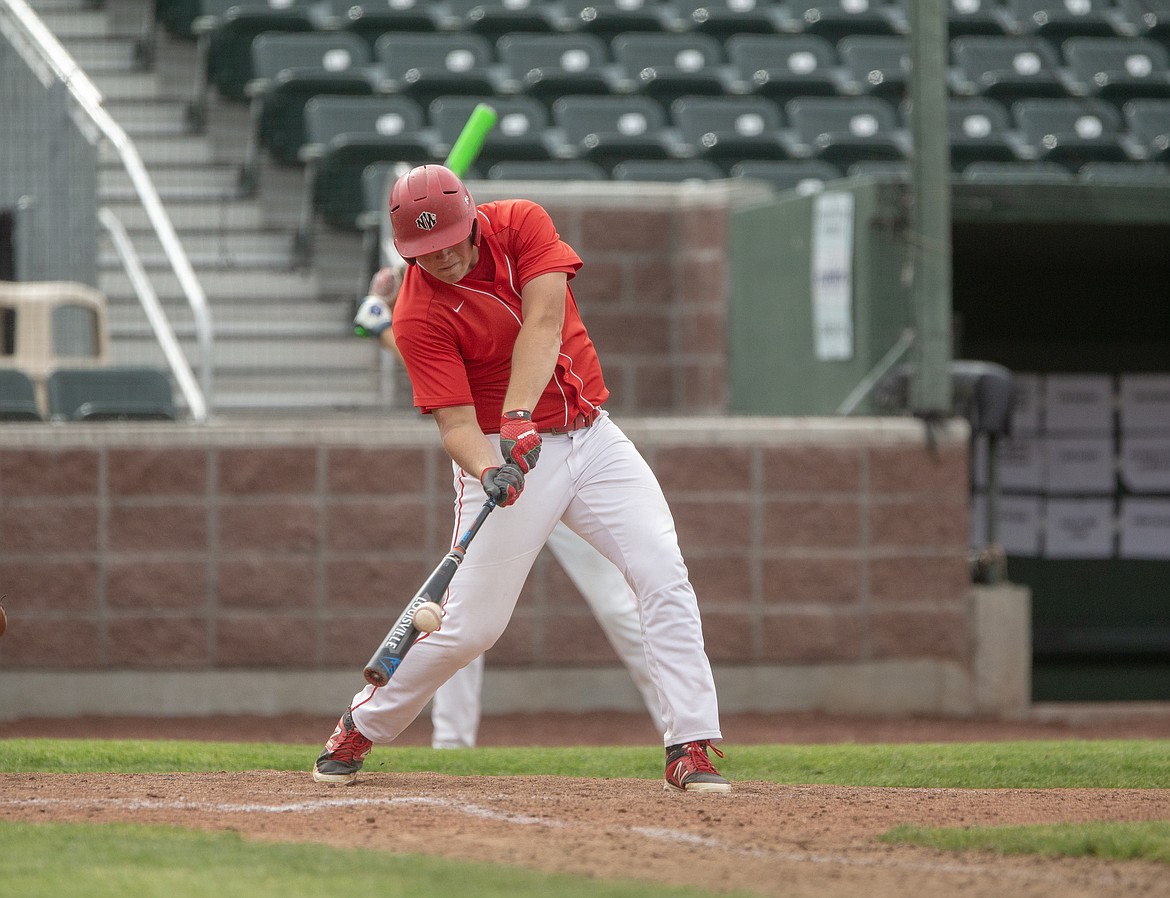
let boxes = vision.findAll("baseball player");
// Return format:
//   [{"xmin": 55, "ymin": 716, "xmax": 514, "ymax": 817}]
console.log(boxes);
[
  {"xmin": 357, "ymin": 265, "xmax": 666, "ymax": 746},
  {"xmin": 313, "ymin": 164, "xmax": 728, "ymax": 793}
]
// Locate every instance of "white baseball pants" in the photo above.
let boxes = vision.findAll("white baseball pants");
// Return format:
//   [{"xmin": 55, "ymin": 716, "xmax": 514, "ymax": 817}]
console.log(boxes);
[{"xmin": 348, "ymin": 413, "xmax": 722, "ymax": 748}]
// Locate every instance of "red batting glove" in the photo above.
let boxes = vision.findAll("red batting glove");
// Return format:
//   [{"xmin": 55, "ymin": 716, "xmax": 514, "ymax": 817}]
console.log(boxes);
[{"xmin": 500, "ymin": 409, "xmax": 542, "ymax": 473}]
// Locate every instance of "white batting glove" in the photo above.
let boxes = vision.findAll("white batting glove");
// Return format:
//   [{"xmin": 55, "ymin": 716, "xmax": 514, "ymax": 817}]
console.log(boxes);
[{"xmin": 353, "ymin": 295, "xmax": 391, "ymax": 338}]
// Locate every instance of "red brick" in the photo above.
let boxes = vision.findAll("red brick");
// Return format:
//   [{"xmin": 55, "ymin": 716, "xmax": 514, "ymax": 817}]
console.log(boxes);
[
  {"xmin": 0, "ymin": 504, "xmax": 99, "ymax": 552},
  {"xmin": 1, "ymin": 560, "xmax": 99, "ymax": 611},
  {"xmin": 107, "ymin": 618, "xmax": 209, "ymax": 668},
  {"xmin": 543, "ymin": 612, "xmax": 620, "ymax": 664},
  {"xmin": 688, "ymin": 555, "xmax": 754, "ymax": 605},
  {"xmin": 761, "ymin": 557, "xmax": 861, "ymax": 605},
  {"xmin": 677, "ymin": 205, "xmax": 727, "ymax": 251},
  {"xmin": 327, "ymin": 499, "xmax": 431, "ymax": 551},
  {"xmin": 584, "ymin": 309, "xmax": 672, "ymax": 354},
  {"xmin": 107, "ymin": 561, "xmax": 207, "ymax": 609},
  {"xmin": 762, "ymin": 446, "xmax": 862, "ymax": 493},
  {"xmin": 108, "ymin": 504, "xmax": 207, "ymax": 552},
  {"xmin": 762, "ymin": 499, "xmax": 860, "ymax": 548},
  {"xmin": 218, "ymin": 558, "xmax": 315, "ymax": 609},
  {"xmin": 630, "ymin": 261, "xmax": 676, "ymax": 305},
  {"xmin": 760, "ymin": 611, "xmax": 864, "ymax": 662},
  {"xmin": 216, "ymin": 615, "xmax": 316, "ymax": 667},
  {"xmin": 869, "ymin": 444, "xmax": 968, "ymax": 496},
  {"xmin": 869, "ymin": 499, "xmax": 969, "ymax": 549},
  {"xmin": 696, "ymin": 610, "xmax": 757, "ymax": 662},
  {"xmin": 108, "ymin": 449, "xmax": 207, "ymax": 496},
  {"xmin": 673, "ymin": 499, "xmax": 753, "ymax": 551},
  {"xmin": 630, "ymin": 363, "xmax": 676, "ymax": 410},
  {"xmin": 656, "ymin": 446, "xmax": 754, "ymax": 493},
  {"xmin": 327, "ymin": 448, "xmax": 428, "ymax": 495},
  {"xmin": 579, "ymin": 209, "xmax": 672, "ymax": 252},
  {"xmin": 679, "ymin": 363, "xmax": 726, "ymax": 411},
  {"xmin": 571, "ymin": 258, "xmax": 624, "ymax": 305},
  {"xmin": 325, "ymin": 558, "xmax": 435, "ymax": 608},
  {"xmin": 869, "ymin": 555, "xmax": 971, "ymax": 604},
  {"xmin": 218, "ymin": 502, "xmax": 317, "ymax": 551},
  {"xmin": 870, "ymin": 609, "xmax": 969, "ymax": 660},
  {"xmin": 218, "ymin": 447, "xmax": 317, "ymax": 494},
  {"xmin": 677, "ymin": 310, "xmax": 726, "ymax": 354},
  {"xmin": 676, "ymin": 256, "xmax": 727, "ymax": 306},
  {"xmin": 322, "ymin": 616, "xmax": 381, "ymax": 667},
  {"xmin": 0, "ymin": 449, "xmax": 98, "ymax": 497},
  {"xmin": 0, "ymin": 619, "xmax": 102, "ymax": 668},
  {"xmin": 485, "ymin": 613, "xmax": 538, "ymax": 666}
]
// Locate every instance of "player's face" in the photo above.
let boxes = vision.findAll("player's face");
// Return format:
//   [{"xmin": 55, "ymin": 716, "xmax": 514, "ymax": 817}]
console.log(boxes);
[{"xmin": 415, "ymin": 237, "xmax": 477, "ymax": 284}]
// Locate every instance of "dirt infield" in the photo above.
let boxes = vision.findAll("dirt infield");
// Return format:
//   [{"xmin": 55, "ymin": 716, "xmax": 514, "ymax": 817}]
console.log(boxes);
[{"xmin": 2, "ymin": 710, "xmax": 1169, "ymax": 897}]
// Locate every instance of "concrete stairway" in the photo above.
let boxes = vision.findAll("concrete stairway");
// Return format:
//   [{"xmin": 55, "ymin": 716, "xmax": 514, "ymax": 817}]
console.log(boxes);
[{"xmin": 27, "ymin": 0, "xmax": 394, "ymax": 416}]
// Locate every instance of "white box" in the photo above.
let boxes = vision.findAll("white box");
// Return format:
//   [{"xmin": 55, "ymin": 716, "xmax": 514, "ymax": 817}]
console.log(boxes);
[
  {"xmin": 1119, "ymin": 374, "xmax": 1170, "ymax": 434},
  {"xmin": 1119, "ymin": 498, "xmax": 1170, "ymax": 560},
  {"xmin": 1045, "ymin": 436, "xmax": 1116, "ymax": 495},
  {"xmin": 1119, "ymin": 436, "xmax": 1170, "ymax": 493},
  {"xmin": 1044, "ymin": 374, "xmax": 1114, "ymax": 434},
  {"xmin": 1044, "ymin": 498, "xmax": 1115, "ymax": 559}
]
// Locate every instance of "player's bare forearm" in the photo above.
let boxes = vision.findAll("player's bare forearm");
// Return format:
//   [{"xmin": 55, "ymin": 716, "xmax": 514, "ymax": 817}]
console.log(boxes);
[
  {"xmin": 503, "ymin": 272, "xmax": 567, "ymax": 412},
  {"xmin": 434, "ymin": 405, "xmax": 499, "ymax": 478}
]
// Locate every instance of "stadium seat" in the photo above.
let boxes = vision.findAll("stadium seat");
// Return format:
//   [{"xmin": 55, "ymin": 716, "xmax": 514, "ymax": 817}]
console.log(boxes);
[
  {"xmin": 671, "ymin": 95, "xmax": 789, "ymax": 162},
  {"xmin": 837, "ymin": 35, "xmax": 911, "ymax": 99},
  {"xmin": 846, "ymin": 159, "xmax": 911, "ymax": 179},
  {"xmin": 1115, "ymin": 0, "xmax": 1170, "ymax": 41},
  {"xmin": 495, "ymin": 33, "xmax": 616, "ymax": 104},
  {"xmin": 430, "ymin": 95, "xmax": 561, "ymax": 167},
  {"xmin": 788, "ymin": 0, "xmax": 905, "ymax": 43},
  {"xmin": 0, "ymin": 368, "xmax": 43, "ymax": 421},
  {"xmin": 375, "ymin": 33, "xmax": 500, "ymax": 110},
  {"xmin": 295, "ymin": 95, "xmax": 436, "ymax": 260},
  {"xmin": 725, "ymin": 34, "xmax": 843, "ymax": 102},
  {"xmin": 948, "ymin": 96, "xmax": 1020, "ymax": 170},
  {"xmin": 1013, "ymin": 97, "xmax": 1131, "ymax": 167},
  {"xmin": 960, "ymin": 160, "xmax": 1076, "ymax": 180},
  {"xmin": 1123, "ymin": 98, "xmax": 1170, "ymax": 160},
  {"xmin": 444, "ymin": 0, "xmax": 562, "ymax": 40},
  {"xmin": 946, "ymin": 0, "xmax": 1014, "ymax": 37},
  {"xmin": 667, "ymin": 0, "xmax": 788, "ymax": 39},
  {"xmin": 187, "ymin": 0, "xmax": 318, "ymax": 129},
  {"xmin": 486, "ymin": 160, "xmax": 610, "ymax": 181},
  {"xmin": 552, "ymin": 95, "xmax": 683, "ymax": 171},
  {"xmin": 610, "ymin": 32, "xmax": 731, "ymax": 102},
  {"xmin": 559, "ymin": 0, "xmax": 673, "ymax": 39},
  {"xmin": 1004, "ymin": 0, "xmax": 1120, "ymax": 40},
  {"xmin": 46, "ymin": 367, "xmax": 177, "ymax": 422},
  {"xmin": 326, "ymin": 0, "xmax": 444, "ymax": 51},
  {"xmin": 1078, "ymin": 160, "xmax": 1170, "ymax": 181},
  {"xmin": 241, "ymin": 31, "xmax": 381, "ymax": 192},
  {"xmin": 730, "ymin": 159, "xmax": 844, "ymax": 193},
  {"xmin": 611, "ymin": 159, "xmax": 727, "ymax": 181},
  {"xmin": 785, "ymin": 95, "xmax": 907, "ymax": 169},
  {"xmin": 1062, "ymin": 37, "xmax": 1170, "ymax": 103},
  {"xmin": 950, "ymin": 35, "xmax": 1070, "ymax": 104}
]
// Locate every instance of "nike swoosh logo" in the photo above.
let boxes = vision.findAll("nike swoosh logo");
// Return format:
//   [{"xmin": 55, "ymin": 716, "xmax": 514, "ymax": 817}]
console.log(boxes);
[{"xmin": 452, "ymin": 301, "xmax": 465, "ymax": 313}]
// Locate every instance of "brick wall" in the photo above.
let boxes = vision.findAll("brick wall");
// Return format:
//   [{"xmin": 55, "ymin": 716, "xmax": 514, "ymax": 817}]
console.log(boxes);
[{"xmin": 0, "ymin": 419, "xmax": 972, "ymax": 687}]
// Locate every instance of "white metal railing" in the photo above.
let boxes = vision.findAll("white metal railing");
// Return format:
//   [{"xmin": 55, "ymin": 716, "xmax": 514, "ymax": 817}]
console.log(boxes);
[
  {"xmin": 99, "ymin": 208, "xmax": 208, "ymax": 421},
  {"xmin": 0, "ymin": 0, "xmax": 213, "ymax": 419}
]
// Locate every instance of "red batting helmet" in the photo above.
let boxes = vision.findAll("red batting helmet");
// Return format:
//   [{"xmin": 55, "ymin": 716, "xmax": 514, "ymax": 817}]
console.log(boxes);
[{"xmin": 389, "ymin": 164, "xmax": 476, "ymax": 259}]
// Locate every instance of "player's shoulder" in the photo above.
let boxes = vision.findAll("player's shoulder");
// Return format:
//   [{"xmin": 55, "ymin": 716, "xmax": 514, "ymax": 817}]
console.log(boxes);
[{"xmin": 477, "ymin": 198, "xmax": 549, "ymax": 231}]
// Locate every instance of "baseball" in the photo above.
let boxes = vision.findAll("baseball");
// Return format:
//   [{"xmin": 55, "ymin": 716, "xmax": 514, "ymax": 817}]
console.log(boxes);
[{"xmin": 412, "ymin": 601, "xmax": 443, "ymax": 633}]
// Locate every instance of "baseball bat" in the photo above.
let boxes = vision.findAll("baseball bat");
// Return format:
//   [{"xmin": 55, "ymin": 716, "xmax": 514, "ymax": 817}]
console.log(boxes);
[{"xmin": 362, "ymin": 498, "xmax": 496, "ymax": 687}]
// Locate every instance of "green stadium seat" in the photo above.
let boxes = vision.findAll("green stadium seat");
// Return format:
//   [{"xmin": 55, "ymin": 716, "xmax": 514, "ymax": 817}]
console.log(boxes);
[
  {"xmin": 1078, "ymin": 160, "xmax": 1170, "ymax": 181},
  {"xmin": 610, "ymin": 32, "xmax": 731, "ymax": 102},
  {"xmin": 946, "ymin": 0, "xmax": 1014, "ymax": 37},
  {"xmin": 948, "ymin": 96, "xmax": 1020, "ymax": 170},
  {"xmin": 837, "ymin": 35, "xmax": 910, "ymax": 99},
  {"xmin": 430, "ymin": 95, "xmax": 561, "ymax": 167},
  {"xmin": 1115, "ymin": 0, "xmax": 1170, "ymax": 41},
  {"xmin": 950, "ymin": 35, "xmax": 1070, "ymax": 104},
  {"xmin": 241, "ymin": 31, "xmax": 382, "ymax": 193},
  {"xmin": 552, "ymin": 95, "xmax": 683, "ymax": 172},
  {"xmin": 1013, "ymin": 97, "xmax": 1131, "ymax": 167},
  {"xmin": 1004, "ymin": 0, "xmax": 1121, "ymax": 40},
  {"xmin": 785, "ymin": 95, "xmax": 907, "ymax": 169},
  {"xmin": 725, "ymin": 34, "xmax": 843, "ymax": 102},
  {"xmin": 960, "ymin": 160, "xmax": 1076, "ymax": 180},
  {"xmin": 375, "ymin": 32, "xmax": 500, "ymax": 110},
  {"xmin": 46, "ymin": 367, "xmax": 177, "ymax": 422},
  {"xmin": 559, "ymin": 0, "xmax": 673, "ymax": 39},
  {"xmin": 0, "ymin": 368, "xmax": 43, "ymax": 421},
  {"xmin": 729, "ymin": 159, "xmax": 844, "ymax": 193},
  {"xmin": 444, "ymin": 0, "xmax": 563, "ymax": 41},
  {"xmin": 1063, "ymin": 37, "xmax": 1170, "ymax": 103},
  {"xmin": 671, "ymin": 95, "xmax": 789, "ymax": 162},
  {"xmin": 486, "ymin": 160, "xmax": 610, "ymax": 181},
  {"xmin": 667, "ymin": 0, "xmax": 788, "ymax": 39},
  {"xmin": 611, "ymin": 158, "xmax": 727, "ymax": 181},
  {"xmin": 495, "ymin": 33, "xmax": 616, "ymax": 104},
  {"xmin": 325, "ymin": 0, "xmax": 443, "ymax": 53},
  {"xmin": 788, "ymin": 0, "xmax": 905, "ymax": 43},
  {"xmin": 1123, "ymin": 97, "xmax": 1170, "ymax": 160}
]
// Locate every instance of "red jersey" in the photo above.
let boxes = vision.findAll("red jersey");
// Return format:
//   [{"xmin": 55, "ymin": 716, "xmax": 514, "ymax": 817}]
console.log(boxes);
[{"xmin": 392, "ymin": 199, "xmax": 609, "ymax": 433}]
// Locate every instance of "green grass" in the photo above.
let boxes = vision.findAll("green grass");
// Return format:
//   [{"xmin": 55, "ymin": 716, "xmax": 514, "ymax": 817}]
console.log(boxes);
[
  {"xmin": 2, "ymin": 737, "xmax": 1169, "ymax": 896},
  {"xmin": 881, "ymin": 820, "xmax": 1170, "ymax": 864},
  {"xmin": 0, "ymin": 822, "xmax": 752, "ymax": 898},
  {"xmin": 4, "ymin": 738, "xmax": 1170, "ymax": 788}
]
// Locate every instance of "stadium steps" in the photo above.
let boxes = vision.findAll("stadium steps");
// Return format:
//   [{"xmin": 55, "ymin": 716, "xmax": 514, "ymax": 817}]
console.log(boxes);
[{"xmin": 27, "ymin": 0, "xmax": 384, "ymax": 416}]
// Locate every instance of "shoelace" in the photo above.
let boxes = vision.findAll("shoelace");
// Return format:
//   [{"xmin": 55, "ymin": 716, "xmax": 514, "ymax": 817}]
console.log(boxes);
[
  {"xmin": 684, "ymin": 741, "xmax": 724, "ymax": 774},
  {"xmin": 331, "ymin": 727, "xmax": 372, "ymax": 761}
]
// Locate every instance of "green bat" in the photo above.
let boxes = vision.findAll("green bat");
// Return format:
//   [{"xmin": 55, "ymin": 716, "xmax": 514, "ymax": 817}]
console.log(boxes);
[{"xmin": 444, "ymin": 103, "xmax": 498, "ymax": 176}]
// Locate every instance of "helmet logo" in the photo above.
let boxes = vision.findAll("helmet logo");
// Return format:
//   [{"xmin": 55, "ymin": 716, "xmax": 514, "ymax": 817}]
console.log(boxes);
[{"xmin": 416, "ymin": 211, "xmax": 437, "ymax": 230}]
